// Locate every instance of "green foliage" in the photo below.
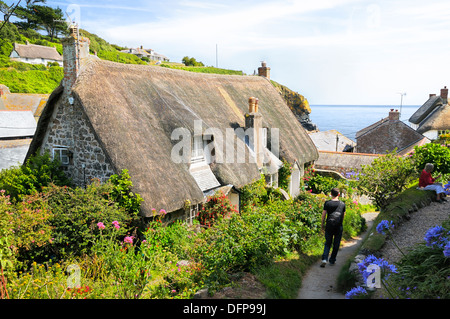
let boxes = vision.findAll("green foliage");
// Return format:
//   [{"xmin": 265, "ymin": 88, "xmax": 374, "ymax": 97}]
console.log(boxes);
[
  {"xmin": 0, "ymin": 151, "xmax": 71, "ymax": 201},
  {"xmin": 108, "ymin": 169, "xmax": 143, "ymax": 217},
  {"xmin": 278, "ymin": 160, "xmax": 292, "ymax": 191},
  {"xmin": 303, "ymin": 167, "xmax": 339, "ymax": 194},
  {"xmin": 197, "ymin": 191, "xmax": 238, "ymax": 227},
  {"xmin": 160, "ymin": 63, "xmax": 243, "ymax": 75},
  {"xmin": 0, "ymin": 192, "xmax": 15, "ymax": 274},
  {"xmin": 42, "ymin": 182, "xmax": 136, "ymax": 261},
  {"xmin": 411, "ymin": 143, "xmax": 450, "ymax": 176},
  {"xmin": 388, "ymin": 220, "xmax": 450, "ymax": 299},
  {"xmin": 97, "ymin": 50, "xmax": 147, "ymax": 65},
  {"xmin": 357, "ymin": 151, "xmax": 416, "ymax": 210},
  {"xmin": 182, "ymin": 56, "xmax": 204, "ymax": 66}
]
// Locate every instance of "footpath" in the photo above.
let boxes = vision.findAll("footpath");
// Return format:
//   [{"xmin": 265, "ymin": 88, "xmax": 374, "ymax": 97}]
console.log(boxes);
[{"xmin": 297, "ymin": 212, "xmax": 379, "ymax": 299}]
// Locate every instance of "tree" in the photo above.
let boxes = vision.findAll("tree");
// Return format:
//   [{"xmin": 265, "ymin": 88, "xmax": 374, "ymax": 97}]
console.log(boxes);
[
  {"xmin": 357, "ymin": 151, "xmax": 416, "ymax": 210},
  {"xmin": 14, "ymin": 4, "xmax": 66, "ymax": 40},
  {"xmin": 182, "ymin": 56, "xmax": 204, "ymax": 67},
  {"xmin": 0, "ymin": 0, "xmax": 43, "ymax": 32}
]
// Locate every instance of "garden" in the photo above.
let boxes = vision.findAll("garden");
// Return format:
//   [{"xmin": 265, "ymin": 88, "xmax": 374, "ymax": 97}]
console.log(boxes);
[
  {"xmin": 341, "ymin": 143, "xmax": 450, "ymax": 299},
  {"xmin": 0, "ymin": 142, "xmax": 449, "ymax": 299},
  {"xmin": 0, "ymin": 151, "xmax": 371, "ymax": 299}
]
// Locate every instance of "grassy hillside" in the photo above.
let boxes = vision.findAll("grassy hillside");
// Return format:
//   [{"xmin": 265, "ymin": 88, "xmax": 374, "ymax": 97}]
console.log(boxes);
[{"xmin": 0, "ymin": 23, "xmax": 146, "ymax": 94}]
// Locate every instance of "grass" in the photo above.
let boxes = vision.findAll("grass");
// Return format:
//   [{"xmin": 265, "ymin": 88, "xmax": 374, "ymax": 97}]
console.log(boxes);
[
  {"xmin": 360, "ymin": 187, "xmax": 436, "ymax": 253},
  {"xmin": 253, "ymin": 234, "xmax": 323, "ymax": 299}
]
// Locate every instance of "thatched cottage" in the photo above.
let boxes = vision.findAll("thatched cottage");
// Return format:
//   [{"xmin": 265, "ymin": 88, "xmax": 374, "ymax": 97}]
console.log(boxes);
[
  {"xmin": 25, "ymin": 27, "xmax": 318, "ymax": 220},
  {"xmin": 10, "ymin": 42, "xmax": 63, "ymax": 67},
  {"xmin": 409, "ymin": 86, "xmax": 450, "ymax": 140}
]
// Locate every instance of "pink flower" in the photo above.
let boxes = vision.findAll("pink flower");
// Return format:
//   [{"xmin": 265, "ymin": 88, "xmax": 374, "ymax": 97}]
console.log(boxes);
[
  {"xmin": 112, "ymin": 221, "xmax": 120, "ymax": 230},
  {"xmin": 123, "ymin": 236, "xmax": 133, "ymax": 244},
  {"xmin": 97, "ymin": 222, "xmax": 105, "ymax": 230},
  {"xmin": 159, "ymin": 209, "xmax": 167, "ymax": 215}
]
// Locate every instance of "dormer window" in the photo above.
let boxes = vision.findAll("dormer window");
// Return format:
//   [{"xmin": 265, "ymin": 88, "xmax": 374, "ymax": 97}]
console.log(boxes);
[{"xmin": 191, "ymin": 135, "xmax": 204, "ymax": 162}]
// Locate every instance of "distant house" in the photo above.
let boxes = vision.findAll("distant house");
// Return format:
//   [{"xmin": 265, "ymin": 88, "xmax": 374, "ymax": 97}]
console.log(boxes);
[
  {"xmin": 308, "ymin": 130, "xmax": 356, "ymax": 152},
  {"xmin": 409, "ymin": 86, "xmax": 450, "ymax": 140},
  {"xmin": 356, "ymin": 109, "xmax": 430, "ymax": 154},
  {"xmin": 0, "ymin": 110, "xmax": 36, "ymax": 170},
  {"xmin": 121, "ymin": 46, "xmax": 169, "ymax": 62},
  {"xmin": 26, "ymin": 28, "xmax": 318, "ymax": 221},
  {"xmin": 9, "ymin": 42, "xmax": 63, "ymax": 66}
]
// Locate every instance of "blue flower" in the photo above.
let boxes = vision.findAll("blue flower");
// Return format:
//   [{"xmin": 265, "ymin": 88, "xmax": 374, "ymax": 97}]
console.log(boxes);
[
  {"xmin": 357, "ymin": 255, "xmax": 397, "ymax": 281},
  {"xmin": 345, "ymin": 286, "xmax": 368, "ymax": 299},
  {"xmin": 376, "ymin": 220, "xmax": 394, "ymax": 235},
  {"xmin": 444, "ymin": 241, "xmax": 450, "ymax": 258},
  {"xmin": 424, "ymin": 226, "xmax": 450, "ymax": 249}
]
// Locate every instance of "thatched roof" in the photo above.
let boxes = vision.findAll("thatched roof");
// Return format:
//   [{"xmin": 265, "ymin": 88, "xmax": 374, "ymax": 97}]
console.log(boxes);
[
  {"xmin": 416, "ymin": 103, "xmax": 450, "ymax": 134},
  {"xmin": 409, "ymin": 95, "xmax": 442, "ymax": 125},
  {"xmin": 12, "ymin": 43, "xmax": 62, "ymax": 61},
  {"xmin": 28, "ymin": 58, "xmax": 318, "ymax": 215}
]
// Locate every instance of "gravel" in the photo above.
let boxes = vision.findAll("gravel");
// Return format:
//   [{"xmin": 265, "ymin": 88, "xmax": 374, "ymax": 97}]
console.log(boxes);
[{"xmin": 379, "ymin": 200, "xmax": 450, "ymax": 264}]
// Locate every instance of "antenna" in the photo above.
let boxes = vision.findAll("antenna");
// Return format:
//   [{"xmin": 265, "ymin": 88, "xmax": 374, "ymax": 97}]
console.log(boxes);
[{"xmin": 396, "ymin": 92, "xmax": 406, "ymax": 116}]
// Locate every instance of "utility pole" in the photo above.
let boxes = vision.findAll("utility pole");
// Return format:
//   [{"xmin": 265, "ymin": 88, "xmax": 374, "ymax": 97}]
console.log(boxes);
[{"xmin": 216, "ymin": 44, "xmax": 218, "ymax": 68}]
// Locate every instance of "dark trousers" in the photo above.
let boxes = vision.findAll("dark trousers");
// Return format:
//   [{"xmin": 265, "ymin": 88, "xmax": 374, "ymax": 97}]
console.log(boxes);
[{"xmin": 321, "ymin": 225, "xmax": 343, "ymax": 263}]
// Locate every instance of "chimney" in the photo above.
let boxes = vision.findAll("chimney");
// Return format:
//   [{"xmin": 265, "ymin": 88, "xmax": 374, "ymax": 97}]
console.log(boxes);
[
  {"xmin": 440, "ymin": 86, "xmax": 448, "ymax": 104},
  {"xmin": 258, "ymin": 61, "xmax": 270, "ymax": 80},
  {"xmin": 61, "ymin": 25, "xmax": 90, "ymax": 95},
  {"xmin": 245, "ymin": 97, "xmax": 264, "ymax": 168},
  {"xmin": 429, "ymin": 93, "xmax": 436, "ymax": 98},
  {"xmin": 389, "ymin": 109, "xmax": 400, "ymax": 121}
]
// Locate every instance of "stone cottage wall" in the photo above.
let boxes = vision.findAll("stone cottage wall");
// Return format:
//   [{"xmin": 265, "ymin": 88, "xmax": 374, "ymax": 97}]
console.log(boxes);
[{"xmin": 40, "ymin": 96, "xmax": 115, "ymax": 186}]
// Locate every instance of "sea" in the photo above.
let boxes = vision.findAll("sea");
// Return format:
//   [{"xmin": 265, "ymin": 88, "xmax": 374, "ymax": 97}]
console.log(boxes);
[{"xmin": 309, "ymin": 105, "xmax": 420, "ymax": 142}]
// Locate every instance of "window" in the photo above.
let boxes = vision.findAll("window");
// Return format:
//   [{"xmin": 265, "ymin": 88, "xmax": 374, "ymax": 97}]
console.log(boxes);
[
  {"xmin": 53, "ymin": 147, "xmax": 71, "ymax": 166},
  {"xmin": 191, "ymin": 135, "xmax": 204, "ymax": 161}
]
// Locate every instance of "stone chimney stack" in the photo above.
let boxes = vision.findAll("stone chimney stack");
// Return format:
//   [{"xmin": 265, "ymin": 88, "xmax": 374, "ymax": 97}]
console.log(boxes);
[
  {"xmin": 245, "ymin": 97, "xmax": 264, "ymax": 168},
  {"xmin": 389, "ymin": 109, "xmax": 400, "ymax": 121},
  {"xmin": 61, "ymin": 25, "xmax": 90, "ymax": 95},
  {"xmin": 258, "ymin": 61, "xmax": 270, "ymax": 80},
  {"xmin": 440, "ymin": 86, "xmax": 448, "ymax": 104}
]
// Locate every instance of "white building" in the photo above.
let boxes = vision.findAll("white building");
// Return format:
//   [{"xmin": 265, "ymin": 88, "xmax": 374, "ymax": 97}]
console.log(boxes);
[{"xmin": 10, "ymin": 42, "xmax": 63, "ymax": 67}]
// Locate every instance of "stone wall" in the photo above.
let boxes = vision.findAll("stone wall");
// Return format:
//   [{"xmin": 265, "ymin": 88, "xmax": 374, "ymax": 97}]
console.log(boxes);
[{"xmin": 40, "ymin": 96, "xmax": 115, "ymax": 186}]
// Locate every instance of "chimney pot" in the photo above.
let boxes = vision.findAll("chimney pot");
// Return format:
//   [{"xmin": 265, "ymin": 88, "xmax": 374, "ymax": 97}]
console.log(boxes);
[
  {"xmin": 258, "ymin": 62, "xmax": 270, "ymax": 80},
  {"xmin": 255, "ymin": 98, "xmax": 259, "ymax": 113},
  {"xmin": 248, "ymin": 97, "xmax": 256, "ymax": 113},
  {"xmin": 389, "ymin": 109, "xmax": 400, "ymax": 121}
]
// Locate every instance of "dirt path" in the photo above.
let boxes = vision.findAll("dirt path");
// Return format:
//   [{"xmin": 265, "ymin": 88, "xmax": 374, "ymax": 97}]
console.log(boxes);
[{"xmin": 297, "ymin": 212, "xmax": 379, "ymax": 299}]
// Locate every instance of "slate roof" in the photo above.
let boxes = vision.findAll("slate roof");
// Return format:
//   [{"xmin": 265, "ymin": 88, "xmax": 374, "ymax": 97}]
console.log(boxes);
[{"xmin": 0, "ymin": 111, "xmax": 36, "ymax": 139}]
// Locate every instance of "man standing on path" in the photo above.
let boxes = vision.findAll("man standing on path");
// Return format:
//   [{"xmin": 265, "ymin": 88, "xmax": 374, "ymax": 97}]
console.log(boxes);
[{"xmin": 320, "ymin": 188, "xmax": 346, "ymax": 268}]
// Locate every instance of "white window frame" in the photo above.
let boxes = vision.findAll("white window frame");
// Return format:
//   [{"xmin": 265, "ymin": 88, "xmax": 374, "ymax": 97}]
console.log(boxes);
[
  {"xmin": 191, "ymin": 135, "xmax": 205, "ymax": 162},
  {"xmin": 53, "ymin": 146, "xmax": 70, "ymax": 166}
]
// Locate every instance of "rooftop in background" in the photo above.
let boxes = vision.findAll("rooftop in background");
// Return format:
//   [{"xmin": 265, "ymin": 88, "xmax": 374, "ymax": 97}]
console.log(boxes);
[{"xmin": 0, "ymin": 111, "xmax": 37, "ymax": 139}]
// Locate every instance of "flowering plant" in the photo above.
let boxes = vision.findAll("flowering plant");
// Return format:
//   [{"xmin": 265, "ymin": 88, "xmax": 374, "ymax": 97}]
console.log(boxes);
[
  {"xmin": 424, "ymin": 226, "xmax": 450, "ymax": 249},
  {"xmin": 376, "ymin": 220, "xmax": 394, "ymax": 235},
  {"xmin": 345, "ymin": 286, "xmax": 368, "ymax": 299}
]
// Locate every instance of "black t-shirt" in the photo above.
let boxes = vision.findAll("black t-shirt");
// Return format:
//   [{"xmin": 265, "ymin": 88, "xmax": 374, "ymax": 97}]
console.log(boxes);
[{"xmin": 323, "ymin": 200, "xmax": 346, "ymax": 226}]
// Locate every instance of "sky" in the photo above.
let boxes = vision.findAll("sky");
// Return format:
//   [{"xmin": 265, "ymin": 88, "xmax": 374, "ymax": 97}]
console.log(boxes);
[{"xmin": 44, "ymin": 0, "xmax": 450, "ymax": 105}]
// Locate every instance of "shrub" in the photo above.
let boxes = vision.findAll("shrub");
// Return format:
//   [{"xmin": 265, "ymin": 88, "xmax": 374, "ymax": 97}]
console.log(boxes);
[
  {"xmin": 0, "ymin": 151, "xmax": 71, "ymax": 201},
  {"xmin": 411, "ymin": 143, "xmax": 450, "ymax": 176},
  {"xmin": 357, "ymin": 151, "xmax": 415, "ymax": 210},
  {"xmin": 197, "ymin": 191, "xmax": 238, "ymax": 227},
  {"xmin": 41, "ymin": 181, "xmax": 135, "ymax": 260}
]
